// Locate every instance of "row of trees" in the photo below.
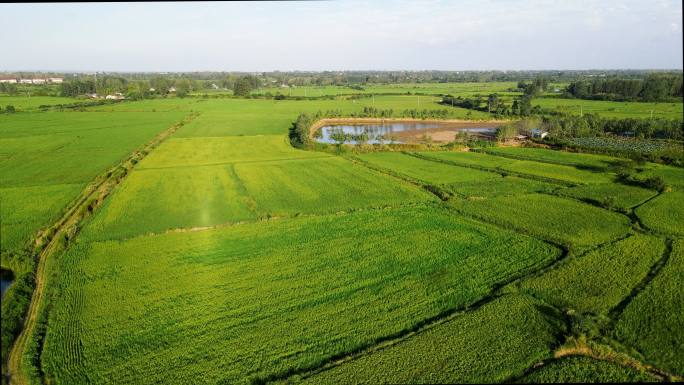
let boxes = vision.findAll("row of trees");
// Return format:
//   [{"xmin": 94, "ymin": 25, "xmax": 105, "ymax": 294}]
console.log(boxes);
[
  {"xmin": 59, "ymin": 76, "xmax": 201, "ymax": 98},
  {"xmin": 540, "ymin": 114, "xmax": 683, "ymax": 140},
  {"xmin": 565, "ymin": 74, "xmax": 683, "ymax": 102},
  {"xmin": 442, "ymin": 94, "xmax": 542, "ymax": 117}
]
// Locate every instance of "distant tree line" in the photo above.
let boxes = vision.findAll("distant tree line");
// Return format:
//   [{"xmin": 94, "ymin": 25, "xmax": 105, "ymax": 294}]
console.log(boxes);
[
  {"xmin": 442, "ymin": 93, "xmax": 542, "ymax": 117},
  {"xmin": 564, "ymin": 74, "xmax": 683, "ymax": 102}
]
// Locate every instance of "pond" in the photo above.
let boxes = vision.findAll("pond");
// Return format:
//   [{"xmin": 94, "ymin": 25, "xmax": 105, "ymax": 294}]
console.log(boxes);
[
  {"xmin": 315, "ymin": 121, "xmax": 502, "ymax": 144},
  {"xmin": 1, "ymin": 268, "xmax": 14, "ymax": 299},
  {"xmin": 0, "ymin": 269, "xmax": 14, "ymax": 298}
]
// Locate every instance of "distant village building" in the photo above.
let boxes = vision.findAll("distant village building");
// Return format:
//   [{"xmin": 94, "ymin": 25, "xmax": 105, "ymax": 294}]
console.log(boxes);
[
  {"xmin": 48, "ymin": 77, "xmax": 64, "ymax": 84},
  {"xmin": 0, "ymin": 77, "xmax": 17, "ymax": 83},
  {"xmin": 211, "ymin": 83, "xmax": 219, "ymax": 89},
  {"xmin": 31, "ymin": 78, "xmax": 46, "ymax": 84},
  {"xmin": 168, "ymin": 87, "xmax": 176, "ymax": 92},
  {"xmin": 105, "ymin": 93, "xmax": 125, "ymax": 100},
  {"xmin": 20, "ymin": 79, "xmax": 33, "ymax": 84},
  {"xmin": 149, "ymin": 88, "xmax": 156, "ymax": 92},
  {"xmin": 87, "ymin": 93, "xmax": 100, "ymax": 99}
]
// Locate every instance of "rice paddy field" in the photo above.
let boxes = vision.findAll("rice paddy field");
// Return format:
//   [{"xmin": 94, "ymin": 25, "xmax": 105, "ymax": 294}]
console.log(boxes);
[{"xmin": 1, "ymin": 89, "xmax": 682, "ymax": 385}]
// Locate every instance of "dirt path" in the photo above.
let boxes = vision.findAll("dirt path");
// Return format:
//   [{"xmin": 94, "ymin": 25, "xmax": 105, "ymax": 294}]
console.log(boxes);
[{"xmin": 6, "ymin": 113, "xmax": 198, "ymax": 385}]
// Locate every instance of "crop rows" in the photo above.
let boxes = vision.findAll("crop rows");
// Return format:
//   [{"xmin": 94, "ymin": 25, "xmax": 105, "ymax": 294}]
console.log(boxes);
[{"xmin": 41, "ymin": 206, "xmax": 559, "ymax": 385}]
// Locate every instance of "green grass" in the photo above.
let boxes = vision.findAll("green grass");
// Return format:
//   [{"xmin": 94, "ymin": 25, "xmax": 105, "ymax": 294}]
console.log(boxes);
[
  {"xmin": 556, "ymin": 183, "xmax": 656, "ymax": 210},
  {"xmin": 520, "ymin": 234, "xmax": 664, "ymax": 314},
  {"xmin": 449, "ymin": 193, "xmax": 631, "ymax": 248},
  {"xmin": 0, "ymin": 184, "xmax": 84, "ymax": 259},
  {"xmin": 84, "ymin": 156, "xmax": 430, "ymax": 241},
  {"xmin": 137, "ymin": 135, "xmax": 327, "ymax": 169},
  {"xmin": 635, "ymin": 191, "xmax": 684, "ymax": 236},
  {"xmin": 444, "ymin": 176, "xmax": 558, "ymax": 198},
  {"xmin": 614, "ymin": 239, "xmax": 684, "ymax": 376},
  {"xmin": 233, "ymin": 157, "xmax": 433, "ymax": 217},
  {"xmin": 300, "ymin": 294, "xmax": 564, "ymax": 384},
  {"xmin": 0, "ymin": 111, "xmax": 186, "ymax": 187},
  {"xmin": 533, "ymin": 97, "xmax": 683, "ymax": 120},
  {"xmin": 81, "ymin": 165, "xmax": 257, "ymax": 241},
  {"xmin": 519, "ymin": 356, "xmax": 658, "ymax": 383},
  {"xmin": 356, "ymin": 152, "xmax": 500, "ymax": 184},
  {"xmin": 418, "ymin": 151, "xmax": 614, "ymax": 184},
  {"xmin": 41, "ymin": 206, "xmax": 559, "ymax": 385},
  {"xmin": 482, "ymin": 147, "xmax": 619, "ymax": 170},
  {"xmin": 0, "ymin": 95, "xmax": 82, "ymax": 111}
]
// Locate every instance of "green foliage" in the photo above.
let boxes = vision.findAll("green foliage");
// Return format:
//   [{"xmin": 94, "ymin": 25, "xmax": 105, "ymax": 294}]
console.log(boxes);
[
  {"xmin": 41, "ymin": 207, "xmax": 558, "ymax": 385},
  {"xmin": 635, "ymin": 191, "xmax": 684, "ymax": 236},
  {"xmin": 301, "ymin": 295, "xmax": 564, "ymax": 384},
  {"xmin": 449, "ymin": 193, "xmax": 631, "ymax": 248},
  {"xmin": 520, "ymin": 234, "xmax": 664, "ymax": 314},
  {"xmin": 520, "ymin": 356, "xmax": 658, "ymax": 383},
  {"xmin": 614, "ymin": 239, "xmax": 684, "ymax": 375}
]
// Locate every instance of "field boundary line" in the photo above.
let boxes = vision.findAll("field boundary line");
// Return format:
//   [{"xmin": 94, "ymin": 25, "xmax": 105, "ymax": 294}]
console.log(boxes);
[
  {"xmin": 135, "ymin": 154, "xmax": 333, "ymax": 171},
  {"xmin": 6, "ymin": 112, "xmax": 199, "ymax": 385}
]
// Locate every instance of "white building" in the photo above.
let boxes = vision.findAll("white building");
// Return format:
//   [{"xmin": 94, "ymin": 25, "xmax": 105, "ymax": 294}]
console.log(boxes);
[
  {"xmin": 31, "ymin": 79, "xmax": 47, "ymax": 84},
  {"xmin": 48, "ymin": 77, "xmax": 64, "ymax": 84},
  {"xmin": 20, "ymin": 79, "xmax": 33, "ymax": 84},
  {"xmin": 0, "ymin": 77, "xmax": 17, "ymax": 83},
  {"xmin": 168, "ymin": 87, "xmax": 176, "ymax": 92}
]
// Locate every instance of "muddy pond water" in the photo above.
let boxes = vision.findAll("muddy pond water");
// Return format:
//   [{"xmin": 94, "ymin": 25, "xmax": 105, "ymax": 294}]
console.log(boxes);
[{"xmin": 315, "ymin": 121, "xmax": 502, "ymax": 144}]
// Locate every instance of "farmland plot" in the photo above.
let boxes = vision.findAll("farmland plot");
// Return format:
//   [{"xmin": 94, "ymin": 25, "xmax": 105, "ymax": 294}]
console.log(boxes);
[
  {"xmin": 444, "ymin": 176, "xmax": 558, "ymax": 198},
  {"xmin": 356, "ymin": 152, "xmax": 500, "ymax": 184},
  {"xmin": 41, "ymin": 206, "xmax": 559, "ymax": 385},
  {"xmin": 614, "ymin": 239, "xmax": 684, "ymax": 375},
  {"xmin": 418, "ymin": 151, "xmax": 613, "ymax": 184},
  {"xmin": 138, "ymin": 135, "xmax": 327, "ymax": 169},
  {"xmin": 234, "ymin": 157, "xmax": 434, "ymax": 217},
  {"xmin": 519, "ymin": 234, "xmax": 664, "ymax": 314},
  {"xmin": 449, "ymin": 193, "xmax": 631, "ymax": 248},
  {"xmin": 301, "ymin": 295, "xmax": 563, "ymax": 384},
  {"xmin": 520, "ymin": 356, "xmax": 658, "ymax": 383},
  {"xmin": 635, "ymin": 191, "xmax": 684, "ymax": 236},
  {"xmin": 556, "ymin": 183, "xmax": 656, "ymax": 210}
]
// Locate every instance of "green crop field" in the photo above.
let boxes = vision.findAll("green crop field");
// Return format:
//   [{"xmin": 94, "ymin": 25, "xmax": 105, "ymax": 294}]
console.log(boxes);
[
  {"xmin": 520, "ymin": 234, "xmax": 664, "ymax": 314},
  {"xmin": 520, "ymin": 356, "xmax": 658, "ymax": 383},
  {"xmin": 2, "ymin": 87, "xmax": 682, "ymax": 385},
  {"xmin": 635, "ymin": 191, "xmax": 684, "ymax": 236},
  {"xmin": 356, "ymin": 152, "xmax": 500, "ymax": 184},
  {"xmin": 301, "ymin": 294, "xmax": 564, "ymax": 384},
  {"xmin": 532, "ymin": 98, "xmax": 683, "ymax": 120},
  {"xmin": 40, "ymin": 206, "xmax": 559, "ymax": 385},
  {"xmin": 556, "ymin": 183, "xmax": 656, "ymax": 210},
  {"xmin": 0, "ymin": 95, "xmax": 85, "ymax": 111},
  {"xmin": 417, "ymin": 150, "xmax": 615, "ymax": 184},
  {"xmin": 614, "ymin": 239, "xmax": 684, "ymax": 375},
  {"xmin": 449, "ymin": 193, "xmax": 631, "ymax": 248}
]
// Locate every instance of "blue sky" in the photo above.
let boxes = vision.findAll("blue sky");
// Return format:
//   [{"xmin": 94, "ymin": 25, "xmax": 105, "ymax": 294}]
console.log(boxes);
[{"xmin": 1, "ymin": 1, "xmax": 682, "ymax": 71}]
